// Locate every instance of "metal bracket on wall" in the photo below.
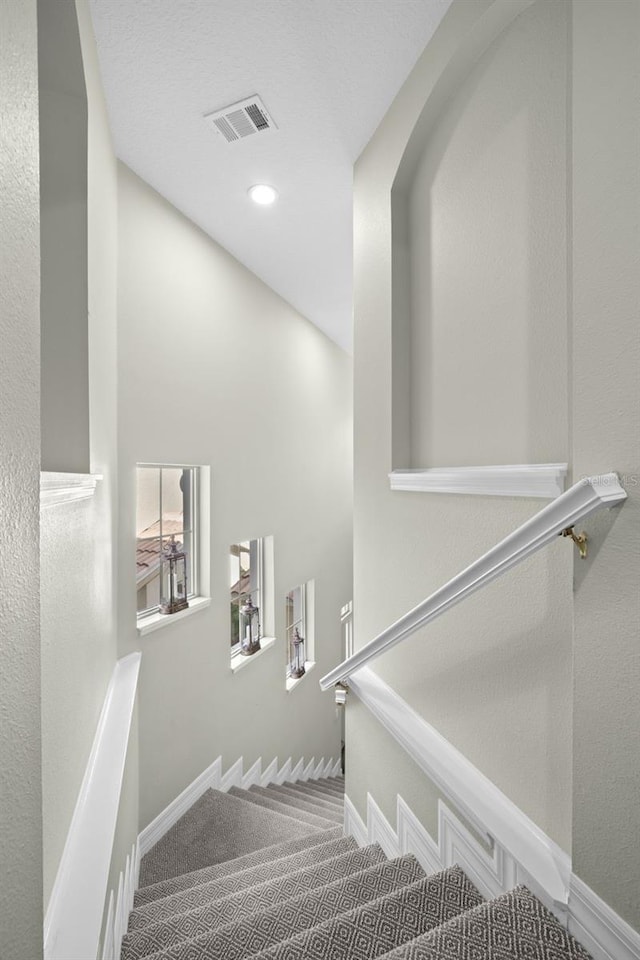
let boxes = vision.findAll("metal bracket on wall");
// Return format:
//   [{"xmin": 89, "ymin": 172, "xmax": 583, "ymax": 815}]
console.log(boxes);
[
  {"xmin": 561, "ymin": 525, "xmax": 588, "ymax": 559},
  {"xmin": 335, "ymin": 682, "xmax": 349, "ymax": 706}
]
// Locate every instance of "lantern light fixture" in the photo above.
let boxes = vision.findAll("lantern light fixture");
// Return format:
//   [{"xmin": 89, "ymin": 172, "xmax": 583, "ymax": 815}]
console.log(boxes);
[
  {"xmin": 240, "ymin": 596, "xmax": 261, "ymax": 656},
  {"xmin": 160, "ymin": 535, "xmax": 189, "ymax": 615},
  {"xmin": 290, "ymin": 627, "xmax": 306, "ymax": 679}
]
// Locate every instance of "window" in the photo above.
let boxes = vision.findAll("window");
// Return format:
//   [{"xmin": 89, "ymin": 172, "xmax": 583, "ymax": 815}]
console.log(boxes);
[
  {"xmin": 229, "ymin": 539, "xmax": 263, "ymax": 654},
  {"xmin": 285, "ymin": 580, "xmax": 315, "ymax": 689},
  {"xmin": 136, "ymin": 465, "xmax": 199, "ymax": 619}
]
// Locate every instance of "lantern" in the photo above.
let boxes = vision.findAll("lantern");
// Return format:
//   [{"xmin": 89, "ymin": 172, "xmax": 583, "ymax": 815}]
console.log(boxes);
[
  {"xmin": 290, "ymin": 627, "xmax": 306, "ymax": 679},
  {"xmin": 160, "ymin": 536, "xmax": 189, "ymax": 615},
  {"xmin": 240, "ymin": 597, "xmax": 261, "ymax": 656}
]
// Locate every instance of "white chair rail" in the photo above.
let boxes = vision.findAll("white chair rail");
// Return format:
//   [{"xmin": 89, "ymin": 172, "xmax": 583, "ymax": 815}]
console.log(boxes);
[{"xmin": 319, "ymin": 473, "xmax": 626, "ymax": 691}]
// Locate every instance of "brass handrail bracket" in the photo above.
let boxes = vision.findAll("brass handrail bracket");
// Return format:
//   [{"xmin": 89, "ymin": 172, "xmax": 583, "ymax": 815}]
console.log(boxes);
[{"xmin": 561, "ymin": 526, "xmax": 588, "ymax": 559}]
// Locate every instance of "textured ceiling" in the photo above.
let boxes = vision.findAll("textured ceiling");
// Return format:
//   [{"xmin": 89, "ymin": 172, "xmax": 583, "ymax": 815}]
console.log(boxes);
[{"xmin": 89, "ymin": 0, "xmax": 451, "ymax": 351}]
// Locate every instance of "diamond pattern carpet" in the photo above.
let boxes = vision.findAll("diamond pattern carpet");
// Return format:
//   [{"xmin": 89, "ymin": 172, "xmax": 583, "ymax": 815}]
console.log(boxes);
[{"xmin": 125, "ymin": 774, "xmax": 594, "ymax": 960}]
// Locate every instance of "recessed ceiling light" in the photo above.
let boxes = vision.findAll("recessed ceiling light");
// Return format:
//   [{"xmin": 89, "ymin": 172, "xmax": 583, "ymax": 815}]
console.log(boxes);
[{"xmin": 248, "ymin": 184, "xmax": 278, "ymax": 206}]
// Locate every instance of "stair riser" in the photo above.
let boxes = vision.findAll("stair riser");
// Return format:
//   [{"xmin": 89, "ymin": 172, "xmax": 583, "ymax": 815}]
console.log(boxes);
[
  {"xmin": 228, "ymin": 787, "xmax": 338, "ymax": 830},
  {"xmin": 121, "ymin": 846, "xmax": 387, "ymax": 960},
  {"xmin": 254, "ymin": 786, "xmax": 343, "ymax": 822},
  {"xmin": 129, "ymin": 836, "xmax": 357, "ymax": 931},
  {"xmin": 134, "ymin": 827, "xmax": 343, "ymax": 907}
]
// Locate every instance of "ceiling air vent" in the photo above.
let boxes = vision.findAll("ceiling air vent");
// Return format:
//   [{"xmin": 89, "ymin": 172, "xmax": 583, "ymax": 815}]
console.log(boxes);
[{"xmin": 205, "ymin": 95, "xmax": 277, "ymax": 144}]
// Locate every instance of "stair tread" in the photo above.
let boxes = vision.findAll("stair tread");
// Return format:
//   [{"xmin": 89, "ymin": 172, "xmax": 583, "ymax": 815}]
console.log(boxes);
[
  {"xmin": 228, "ymin": 786, "xmax": 338, "ymax": 829},
  {"xmin": 122, "ymin": 845, "xmax": 387, "ymax": 960},
  {"xmin": 133, "ymin": 855, "xmax": 427, "ymax": 960},
  {"xmin": 244, "ymin": 865, "xmax": 483, "ymax": 960},
  {"xmin": 134, "ymin": 826, "xmax": 342, "ymax": 907},
  {"xmin": 250, "ymin": 784, "xmax": 343, "ymax": 821},
  {"xmin": 129, "ymin": 835, "xmax": 356, "ymax": 931},
  {"xmin": 286, "ymin": 777, "xmax": 344, "ymax": 796},
  {"xmin": 375, "ymin": 886, "xmax": 593, "ymax": 960},
  {"xmin": 139, "ymin": 789, "xmax": 321, "ymax": 888},
  {"xmin": 272, "ymin": 782, "xmax": 344, "ymax": 808}
]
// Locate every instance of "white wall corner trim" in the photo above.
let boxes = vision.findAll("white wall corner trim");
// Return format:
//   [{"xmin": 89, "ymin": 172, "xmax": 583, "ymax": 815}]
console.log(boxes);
[
  {"xmin": 321, "ymin": 473, "xmax": 627, "ymax": 689},
  {"xmin": 569, "ymin": 874, "xmax": 640, "ymax": 960},
  {"xmin": 389, "ymin": 464, "xmax": 568, "ymax": 498},
  {"xmin": 44, "ymin": 652, "xmax": 141, "ymax": 960},
  {"xmin": 347, "ymin": 667, "xmax": 571, "ymax": 904},
  {"xmin": 40, "ymin": 471, "xmax": 103, "ymax": 507}
]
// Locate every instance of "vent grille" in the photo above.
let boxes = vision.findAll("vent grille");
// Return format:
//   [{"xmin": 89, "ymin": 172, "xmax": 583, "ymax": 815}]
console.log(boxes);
[{"xmin": 206, "ymin": 95, "xmax": 277, "ymax": 144}]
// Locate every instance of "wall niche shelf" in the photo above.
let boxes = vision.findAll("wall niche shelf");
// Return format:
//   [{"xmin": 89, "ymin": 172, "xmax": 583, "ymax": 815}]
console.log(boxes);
[{"xmin": 389, "ymin": 464, "xmax": 568, "ymax": 499}]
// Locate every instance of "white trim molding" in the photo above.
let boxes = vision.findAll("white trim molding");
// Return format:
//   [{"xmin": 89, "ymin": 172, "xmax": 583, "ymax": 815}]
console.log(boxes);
[
  {"xmin": 137, "ymin": 596, "xmax": 211, "ymax": 636},
  {"xmin": 44, "ymin": 653, "xmax": 141, "ymax": 960},
  {"xmin": 344, "ymin": 790, "xmax": 640, "ymax": 960},
  {"xmin": 346, "ymin": 667, "xmax": 571, "ymax": 903},
  {"xmin": 139, "ymin": 756, "xmax": 222, "ymax": 857},
  {"xmin": 321, "ymin": 473, "xmax": 627, "ymax": 690},
  {"xmin": 101, "ymin": 840, "xmax": 139, "ymax": 960},
  {"xmin": 389, "ymin": 463, "xmax": 568, "ymax": 499},
  {"xmin": 569, "ymin": 874, "xmax": 640, "ymax": 960},
  {"xmin": 40, "ymin": 471, "xmax": 102, "ymax": 507}
]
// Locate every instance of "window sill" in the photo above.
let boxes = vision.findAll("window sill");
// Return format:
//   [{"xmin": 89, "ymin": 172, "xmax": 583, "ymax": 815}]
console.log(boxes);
[
  {"xmin": 286, "ymin": 661, "xmax": 316, "ymax": 693},
  {"xmin": 137, "ymin": 596, "xmax": 211, "ymax": 636},
  {"xmin": 230, "ymin": 636, "xmax": 275, "ymax": 673}
]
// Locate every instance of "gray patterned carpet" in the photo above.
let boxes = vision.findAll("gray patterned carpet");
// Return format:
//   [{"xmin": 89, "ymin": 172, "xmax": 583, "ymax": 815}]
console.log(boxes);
[{"xmin": 125, "ymin": 775, "xmax": 594, "ymax": 960}]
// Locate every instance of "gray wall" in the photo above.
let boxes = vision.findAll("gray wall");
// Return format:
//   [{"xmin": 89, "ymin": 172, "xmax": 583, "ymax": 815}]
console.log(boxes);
[
  {"xmin": 0, "ymin": 0, "xmax": 43, "ymax": 956},
  {"xmin": 117, "ymin": 166, "xmax": 353, "ymax": 829},
  {"xmin": 571, "ymin": 0, "xmax": 640, "ymax": 925},
  {"xmin": 38, "ymin": 0, "xmax": 90, "ymax": 474},
  {"xmin": 350, "ymin": 0, "xmax": 639, "ymax": 930}
]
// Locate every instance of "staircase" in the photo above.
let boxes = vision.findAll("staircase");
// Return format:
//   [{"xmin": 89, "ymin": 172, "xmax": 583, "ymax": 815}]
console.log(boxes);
[{"xmin": 122, "ymin": 775, "xmax": 593, "ymax": 960}]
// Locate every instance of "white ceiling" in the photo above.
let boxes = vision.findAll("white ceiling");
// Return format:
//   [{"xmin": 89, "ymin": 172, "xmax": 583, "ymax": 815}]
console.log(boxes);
[{"xmin": 89, "ymin": 0, "xmax": 451, "ymax": 352}]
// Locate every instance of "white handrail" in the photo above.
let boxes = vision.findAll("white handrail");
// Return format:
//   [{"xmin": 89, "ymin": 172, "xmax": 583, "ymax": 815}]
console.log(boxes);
[{"xmin": 320, "ymin": 473, "xmax": 626, "ymax": 691}]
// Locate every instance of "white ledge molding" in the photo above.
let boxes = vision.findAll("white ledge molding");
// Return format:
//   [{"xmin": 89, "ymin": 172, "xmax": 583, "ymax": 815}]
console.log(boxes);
[
  {"xmin": 137, "ymin": 596, "xmax": 211, "ymax": 636},
  {"xmin": 41, "ymin": 471, "xmax": 103, "ymax": 506},
  {"xmin": 389, "ymin": 463, "xmax": 568, "ymax": 499},
  {"xmin": 321, "ymin": 473, "xmax": 626, "ymax": 690},
  {"xmin": 44, "ymin": 652, "xmax": 141, "ymax": 960}
]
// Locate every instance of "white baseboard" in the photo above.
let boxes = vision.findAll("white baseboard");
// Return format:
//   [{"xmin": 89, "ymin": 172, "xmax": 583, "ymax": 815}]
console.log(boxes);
[
  {"xmin": 139, "ymin": 756, "xmax": 222, "ymax": 857},
  {"xmin": 344, "ymin": 795, "xmax": 368, "ymax": 848},
  {"xmin": 345, "ymin": 790, "xmax": 640, "ymax": 960},
  {"xmin": 275, "ymin": 758, "xmax": 292, "ymax": 785},
  {"xmin": 313, "ymin": 757, "xmax": 326, "ymax": 779},
  {"xmin": 221, "ymin": 757, "xmax": 243, "ymax": 792},
  {"xmin": 260, "ymin": 757, "xmax": 279, "ymax": 787},
  {"xmin": 291, "ymin": 758, "xmax": 304, "ymax": 782},
  {"xmin": 241, "ymin": 758, "xmax": 262, "ymax": 789},
  {"xmin": 302, "ymin": 758, "xmax": 316, "ymax": 781},
  {"xmin": 569, "ymin": 874, "xmax": 640, "ymax": 960}
]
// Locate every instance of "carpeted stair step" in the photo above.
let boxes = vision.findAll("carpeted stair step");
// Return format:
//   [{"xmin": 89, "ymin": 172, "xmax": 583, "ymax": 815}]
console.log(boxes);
[
  {"xmin": 228, "ymin": 785, "xmax": 338, "ymax": 830},
  {"xmin": 313, "ymin": 776, "xmax": 345, "ymax": 794},
  {"xmin": 139, "ymin": 789, "xmax": 324, "ymax": 887},
  {"xmin": 245, "ymin": 865, "xmax": 483, "ymax": 960},
  {"xmin": 129, "ymin": 835, "xmax": 357, "ymax": 932},
  {"xmin": 134, "ymin": 854, "xmax": 426, "ymax": 960},
  {"xmin": 250, "ymin": 784, "xmax": 344, "ymax": 823},
  {"xmin": 121, "ymin": 844, "xmax": 387, "ymax": 960},
  {"xmin": 286, "ymin": 779, "xmax": 345, "ymax": 801},
  {"xmin": 269, "ymin": 782, "xmax": 344, "ymax": 810},
  {"xmin": 134, "ymin": 826, "xmax": 342, "ymax": 907},
  {"xmin": 375, "ymin": 885, "xmax": 593, "ymax": 960}
]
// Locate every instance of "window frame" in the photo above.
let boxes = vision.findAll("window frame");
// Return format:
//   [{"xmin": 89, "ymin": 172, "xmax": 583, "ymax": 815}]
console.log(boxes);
[
  {"xmin": 229, "ymin": 536, "xmax": 265, "ymax": 657},
  {"xmin": 136, "ymin": 463, "xmax": 200, "ymax": 622}
]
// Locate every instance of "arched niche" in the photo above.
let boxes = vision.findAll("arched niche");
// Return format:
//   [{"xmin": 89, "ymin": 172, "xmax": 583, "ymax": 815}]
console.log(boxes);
[{"xmin": 390, "ymin": 0, "xmax": 569, "ymax": 476}]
